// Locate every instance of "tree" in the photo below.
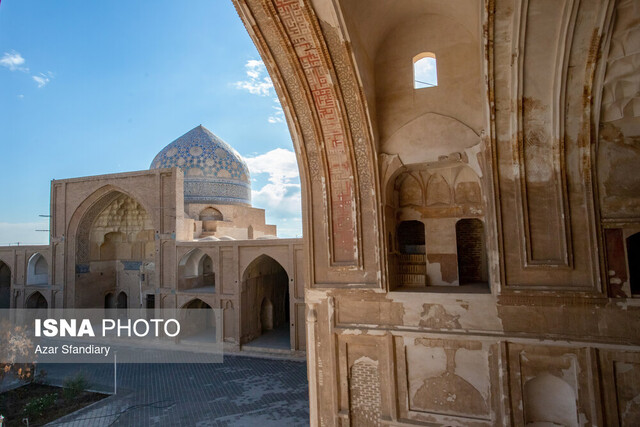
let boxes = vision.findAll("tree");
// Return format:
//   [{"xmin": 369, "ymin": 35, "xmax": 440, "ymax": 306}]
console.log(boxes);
[{"xmin": 0, "ymin": 319, "xmax": 35, "ymax": 383}]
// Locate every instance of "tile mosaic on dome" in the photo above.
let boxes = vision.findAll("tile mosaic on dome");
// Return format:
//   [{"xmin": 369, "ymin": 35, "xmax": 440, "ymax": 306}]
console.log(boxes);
[{"xmin": 150, "ymin": 125, "xmax": 251, "ymax": 205}]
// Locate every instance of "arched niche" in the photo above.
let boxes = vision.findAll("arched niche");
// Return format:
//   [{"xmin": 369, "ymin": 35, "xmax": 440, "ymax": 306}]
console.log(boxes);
[
  {"xmin": 426, "ymin": 174, "xmax": 451, "ymax": 206},
  {"xmin": 241, "ymin": 255, "xmax": 290, "ymax": 348},
  {"xmin": 199, "ymin": 207, "xmax": 223, "ymax": 221},
  {"xmin": 454, "ymin": 167, "xmax": 482, "ymax": 204},
  {"xmin": 398, "ymin": 173, "xmax": 423, "ymax": 207},
  {"xmin": 26, "ymin": 291, "xmax": 48, "ymax": 309},
  {"xmin": 117, "ymin": 291, "xmax": 128, "ymax": 309},
  {"xmin": 181, "ymin": 298, "xmax": 216, "ymax": 340},
  {"xmin": 223, "ymin": 300, "xmax": 235, "ymax": 342},
  {"xmin": 200, "ymin": 207, "xmax": 223, "ymax": 233},
  {"xmin": 456, "ymin": 219, "xmax": 488, "ymax": 286},
  {"xmin": 27, "ymin": 253, "xmax": 49, "ymax": 286},
  {"xmin": 75, "ymin": 190, "xmax": 155, "ymax": 265},
  {"xmin": 260, "ymin": 298, "xmax": 274, "ymax": 332},
  {"xmin": 523, "ymin": 373, "xmax": 578, "ymax": 427},
  {"xmin": 178, "ymin": 249, "xmax": 215, "ymax": 291},
  {"xmin": 105, "ymin": 292, "xmax": 116, "ymax": 309}
]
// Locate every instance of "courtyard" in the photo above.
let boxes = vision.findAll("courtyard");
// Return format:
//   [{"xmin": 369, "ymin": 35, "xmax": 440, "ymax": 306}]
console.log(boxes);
[{"xmin": 30, "ymin": 354, "xmax": 309, "ymax": 426}]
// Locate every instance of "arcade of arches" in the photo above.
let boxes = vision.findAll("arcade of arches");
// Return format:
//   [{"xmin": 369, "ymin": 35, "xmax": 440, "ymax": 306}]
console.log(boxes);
[
  {"xmin": 0, "ymin": 0, "xmax": 639, "ymax": 425},
  {"xmin": 0, "ymin": 134, "xmax": 305, "ymax": 354}
]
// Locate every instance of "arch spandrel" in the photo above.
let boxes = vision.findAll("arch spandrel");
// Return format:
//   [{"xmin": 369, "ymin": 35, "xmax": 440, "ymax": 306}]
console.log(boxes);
[{"xmin": 233, "ymin": 0, "xmax": 383, "ymax": 288}]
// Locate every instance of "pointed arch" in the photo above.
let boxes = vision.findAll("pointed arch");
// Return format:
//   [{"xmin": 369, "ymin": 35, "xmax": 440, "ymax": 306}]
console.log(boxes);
[
  {"xmin": 27, "ymin": 253, "xmax": 49, "ymax": 286},
  {"xmin": 426, "ymin": 174, "xmax": 452, "ymax": 206},
  {"xmin": 26, "ymin": 291, "xmax": 48, "ymax": 309},
  {"xmin": 181, "ymin": 298, "xmax": 216, "ymax": 339},
  {"xmin": 223, "ymin": 300, "xmax": 235, "ymax": 342},
  {"xmin": 199, "ymin": 207, "xmax": 223, "ymax": 221},
  {"xmin": 398, "ymin": 173, "xmax": 423, "ymax": 207},
  {"xmin": 178, "ymin": 249, "xmax": 215, "ymax": 291},
  {"xmin": 117, "ymin": 291, "xmax": 128, "ymax": 309},
  {"xmin": 241, "ymin": 254, "xmax": 290, "ymax": 347},
  {"xmin": 454, "ymin": 167, "xmax": 482, "ymax": 204},
  {"xmin": 69, "ymin": 185, "xmax": 156, "ymax": 265},
  {"xmin": 523, "ymin": 373, "xmax": 578, "ymax": 426},
  {"xmin": 105, "ymin": 292, "xmax": 116, "ymax": 309}
]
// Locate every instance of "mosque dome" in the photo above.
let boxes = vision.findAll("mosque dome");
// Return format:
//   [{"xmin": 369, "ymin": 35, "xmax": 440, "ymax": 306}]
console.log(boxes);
[{"xmin": 150, "ymin": 125, "xmax": 251, "ymax": 206}]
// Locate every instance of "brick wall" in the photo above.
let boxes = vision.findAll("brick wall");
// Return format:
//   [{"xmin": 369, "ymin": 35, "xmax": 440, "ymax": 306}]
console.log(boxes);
[{"xmin": 456, "ymin": 219, "xmax": 484, "ymax": 284}]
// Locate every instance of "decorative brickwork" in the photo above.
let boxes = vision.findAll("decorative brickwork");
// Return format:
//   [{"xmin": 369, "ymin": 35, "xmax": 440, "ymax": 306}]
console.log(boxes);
[
  {"xmin": 349, "ymin": 360, "xmax": 381, "ymax": 426},
  {"xmin": 456, "ymin": 219, "xmax": 484, "ymax": 284}
]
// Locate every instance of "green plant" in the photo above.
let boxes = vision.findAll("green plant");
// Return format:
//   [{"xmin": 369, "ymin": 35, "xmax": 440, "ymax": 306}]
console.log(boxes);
[
  {"xmin": 62, "ymin": 372, "xmax": 89, "ymax": 400},
  {"xmin": 22, "ymin": 393, "xmax": 56, "ymax": 419}
]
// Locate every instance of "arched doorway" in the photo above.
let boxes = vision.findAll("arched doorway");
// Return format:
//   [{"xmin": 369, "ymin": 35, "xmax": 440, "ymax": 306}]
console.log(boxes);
[
  {"xmin": 241, "ymin": 255, "xmax": 290, "ymax": 350},
  {"xmin": 117, "ymin": 291, "xmax": 128, "ymax": 309},
  {"xmin": 26, "ymin": 291, "xmax": 48, "ymax": 309},
  {"xmin": 627, "ymin": 232, "xmax": 640, "ymax": 295},
  {"xmin": 105, "ymin": 292, "xmax": 116, "ymax": 309},
  {"xmin": 0, "ymin": 261, "xmax": 10, "ymax": 309},
  {"xmin": 181, "ymin": 298, "xmax": 216, "ymax": 342},
  {"xmin": 27, "ymin": 253, "xmax": 48, "ymax": 286},
  {"xmin": 455, "ymin": 219, "xmax": 488, "ymax": 286}
]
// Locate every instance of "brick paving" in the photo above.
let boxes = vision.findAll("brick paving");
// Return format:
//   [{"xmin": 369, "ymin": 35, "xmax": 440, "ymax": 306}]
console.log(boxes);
[{"xmin": 38, "ymin": 354, "xmax": 309, "ymax": 426}]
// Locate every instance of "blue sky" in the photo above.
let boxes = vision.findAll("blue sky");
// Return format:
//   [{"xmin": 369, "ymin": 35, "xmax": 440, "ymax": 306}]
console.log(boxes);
[{"xmin": 0, "ymin": 0, "xmax": 302, "ymax": 244}]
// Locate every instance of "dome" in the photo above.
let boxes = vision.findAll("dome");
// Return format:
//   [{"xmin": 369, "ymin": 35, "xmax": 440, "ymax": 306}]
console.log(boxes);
[{"xmin": 150, "ymin": 125, "xmax": 251, "ymax": 205}]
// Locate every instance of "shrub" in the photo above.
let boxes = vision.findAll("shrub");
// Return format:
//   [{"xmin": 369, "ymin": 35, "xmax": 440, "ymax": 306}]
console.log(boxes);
[
  {"xmin": 23, "ymin": 393, "xmax": 56, "ymax": 419},
  {"xmin": 62, "ymin": 372, "xmax": 89, "ymax": 400}
]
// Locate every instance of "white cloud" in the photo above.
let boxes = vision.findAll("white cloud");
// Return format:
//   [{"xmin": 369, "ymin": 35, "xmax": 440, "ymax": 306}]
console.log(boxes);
[
  {"xmin": 0, "ymin": 51, "xmax": 28, "ymax": 72},
  {"xmin": 0, "ymin": 52, "xmax": 54, "ymax": 88},
  {"xmin": 244, "ymin": 148, "xmax": 302, "ymax": 237},
  {"xmin": 245, "ymin": 148, "xmax": 299, "ymax": 183},
  {"xmin": 32, "ymin": 71, "xmax": 53, "ymax": 88},
  {"xmin": 17, "ymin": 94, "xmax": 24, "ymax": 99},
  {"xmin": 268, "ymin": 103, "xmax": 285, "ymax": 124},
  {"xmin": 0, "ymin": 222, "xmax": 49, "ymax": 246},
  {"xmin": 233, "ymin": 59, "xmax": 273, "ymax": 96}
]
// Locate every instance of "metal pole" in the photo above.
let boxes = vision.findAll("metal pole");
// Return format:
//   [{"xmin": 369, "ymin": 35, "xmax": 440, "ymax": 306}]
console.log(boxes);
[{"xmin": 114, "ymin": 350, "xmax": 117, "ymax": 395}]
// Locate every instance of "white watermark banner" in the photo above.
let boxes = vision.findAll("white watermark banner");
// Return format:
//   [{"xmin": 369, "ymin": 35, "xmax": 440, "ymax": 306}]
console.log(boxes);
[{"xmin": 0, "ymin": 309, "xmax": 224, "ymax": 363}]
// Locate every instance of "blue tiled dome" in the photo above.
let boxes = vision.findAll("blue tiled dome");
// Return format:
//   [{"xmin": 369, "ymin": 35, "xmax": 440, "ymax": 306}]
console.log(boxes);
[{"xmin": 150, "ymin": 125, "xmax": 251, "ymax": 205}]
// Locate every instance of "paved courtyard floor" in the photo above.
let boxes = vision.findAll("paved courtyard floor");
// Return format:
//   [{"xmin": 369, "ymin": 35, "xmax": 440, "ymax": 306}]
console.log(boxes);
[{"xmin": 37, "ymin": 354, "xmax": 309, "ymax": 426}]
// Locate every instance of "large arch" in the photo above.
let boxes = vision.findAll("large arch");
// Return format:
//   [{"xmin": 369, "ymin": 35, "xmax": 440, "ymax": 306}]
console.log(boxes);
[
  {"xmin": 233, "ymin": 0, "xmax": 383, "ymax": 288},
  {"xmin": 241, "ymin": 254, "xmax": 290, "ymax": 349},
  {"xmin": 26, "ymin": 253, "xmax": 49, "ymax": 286},
  {"xmin": 230, "ymin": 1, "xmax": 640, "ymax": 425},
  {"xmin": 0, "ymin": 260, "xmax": 10, "ymax": 309},
  {"xmin": 68, "ymin": 186, "xmax": 155, "ymax": 308}
]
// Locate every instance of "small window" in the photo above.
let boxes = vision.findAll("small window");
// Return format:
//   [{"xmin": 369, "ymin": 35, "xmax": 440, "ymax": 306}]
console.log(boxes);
[{"xmin": 413, "ymin": 52, "xmax": 437, "ymax": 89}]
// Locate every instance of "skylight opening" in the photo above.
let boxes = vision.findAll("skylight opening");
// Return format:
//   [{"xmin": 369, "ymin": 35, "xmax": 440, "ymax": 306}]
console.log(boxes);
[{"xmin": 413, "ymin": 52, "xmax": 438, "ymax": 89}]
